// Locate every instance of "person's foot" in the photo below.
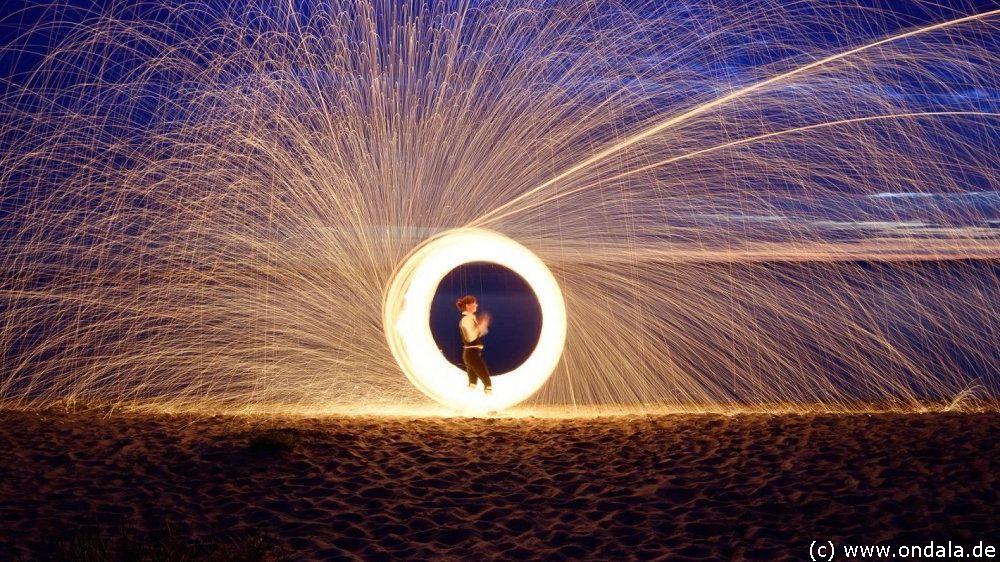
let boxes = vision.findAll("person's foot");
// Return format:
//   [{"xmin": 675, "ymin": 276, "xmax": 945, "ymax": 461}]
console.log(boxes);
[{"xmin": 484, "ymin": 387, "xmax": 492, "ymax": 395}]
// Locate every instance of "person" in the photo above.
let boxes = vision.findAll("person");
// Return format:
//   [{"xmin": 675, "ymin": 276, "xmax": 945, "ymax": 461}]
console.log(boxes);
[{"xmin": 456, "ymin": 295, "xmax": 492, "ymax": 394}]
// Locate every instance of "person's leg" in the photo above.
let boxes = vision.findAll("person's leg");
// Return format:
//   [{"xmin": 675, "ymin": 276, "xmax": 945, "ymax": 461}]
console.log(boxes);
[
  {"xmin": 472, "ymin": 350, "xmax": 492, "ymax": 390},
  {"xmin": 462, "ymin": 348, "xmax": 477, "ymax": 387}
]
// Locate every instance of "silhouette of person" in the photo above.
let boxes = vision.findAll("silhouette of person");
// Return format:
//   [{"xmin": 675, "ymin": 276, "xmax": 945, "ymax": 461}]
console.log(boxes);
[{"xmin": 456, "ymin": 295, "xmax": 492, "ymax": 394}]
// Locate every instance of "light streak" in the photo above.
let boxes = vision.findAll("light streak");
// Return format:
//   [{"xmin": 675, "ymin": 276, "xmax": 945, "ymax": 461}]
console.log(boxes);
[
  {"xmin": 383, "ymin": 228, "xmax": 566, "ymax": 412},
  {"xmin": 0, "ymin": 1, "xmax": 996, "ymax": 414}
]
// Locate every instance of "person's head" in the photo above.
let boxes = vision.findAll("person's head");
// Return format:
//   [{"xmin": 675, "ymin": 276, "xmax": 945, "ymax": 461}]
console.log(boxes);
[{"xmin": 456, "ymin": 295, "xmax": 478, "ymax": 313}]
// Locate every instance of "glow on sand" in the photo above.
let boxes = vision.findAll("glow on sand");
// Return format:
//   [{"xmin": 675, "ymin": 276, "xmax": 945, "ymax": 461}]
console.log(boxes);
[{"xmin": 384, "ymin": 229, "xmax": 566, "ymax": 413}]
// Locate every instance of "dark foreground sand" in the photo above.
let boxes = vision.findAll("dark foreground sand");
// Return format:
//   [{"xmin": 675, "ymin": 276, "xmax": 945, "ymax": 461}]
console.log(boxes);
[{"xmin": 0, "ymin": 409, "xmax": 996, "ymax": 561}]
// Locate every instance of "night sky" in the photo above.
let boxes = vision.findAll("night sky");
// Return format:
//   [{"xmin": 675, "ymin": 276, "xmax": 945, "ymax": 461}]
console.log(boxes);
[{"xmin": 430, "ymin": 262, "xmax": 542, "ymax": 376}]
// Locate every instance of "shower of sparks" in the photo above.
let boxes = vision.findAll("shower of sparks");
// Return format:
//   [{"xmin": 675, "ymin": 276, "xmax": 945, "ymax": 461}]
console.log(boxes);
[{"xmin": 0, "ymin": 1, "xmax": 997, "ymax": 414}]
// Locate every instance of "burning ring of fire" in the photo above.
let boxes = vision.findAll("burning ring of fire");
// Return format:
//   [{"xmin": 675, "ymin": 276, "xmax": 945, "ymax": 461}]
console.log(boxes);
[{"xmin": 383, "ymin": 228, "xmax": 567, "ymax": 412}]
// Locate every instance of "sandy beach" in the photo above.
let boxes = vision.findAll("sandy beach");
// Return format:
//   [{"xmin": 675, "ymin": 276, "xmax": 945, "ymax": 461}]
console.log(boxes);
[{"xmin": 0, "ymin": 409, "xmax": 996, "ymax": 560}]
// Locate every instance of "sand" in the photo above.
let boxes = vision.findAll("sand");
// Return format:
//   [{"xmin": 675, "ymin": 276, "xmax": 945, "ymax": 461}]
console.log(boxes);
[{"xmin": 0, "ymin": 409, "xmax": 996, "ymax": 560}]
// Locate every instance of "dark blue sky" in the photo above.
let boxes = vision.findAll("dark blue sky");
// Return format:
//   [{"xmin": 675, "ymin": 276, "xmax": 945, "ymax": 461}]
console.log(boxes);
[
  {"xmin": 2, "ymin": 0, "xmax": 997, "ymax": 87},
  {"xmin": 430, "ymin": 262, "xmax": 541, "ymax": 375}
]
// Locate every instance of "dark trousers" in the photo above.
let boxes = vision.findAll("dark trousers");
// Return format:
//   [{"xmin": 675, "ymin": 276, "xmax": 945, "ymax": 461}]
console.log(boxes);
[{"xmin": 462, "ymin": 347, "xmax": 492, "ymax": 389}]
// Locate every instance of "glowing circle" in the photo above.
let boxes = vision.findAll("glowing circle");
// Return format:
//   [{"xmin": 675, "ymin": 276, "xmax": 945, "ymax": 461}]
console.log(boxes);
[{"xmin": 384, "ymin": 228, "xmax": 567, "ymax": 413}]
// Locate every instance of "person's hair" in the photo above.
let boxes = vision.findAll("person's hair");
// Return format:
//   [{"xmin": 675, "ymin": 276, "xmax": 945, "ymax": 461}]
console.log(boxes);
[{"xmin": 455, "ymin": 295, "xmax": 477, "ymax": 311}]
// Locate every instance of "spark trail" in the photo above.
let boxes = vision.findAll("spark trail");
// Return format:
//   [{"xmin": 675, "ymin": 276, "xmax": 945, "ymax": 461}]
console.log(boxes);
[{"xmin": 0, "ymin": 0, "xmax": 997, "ymax": 414}]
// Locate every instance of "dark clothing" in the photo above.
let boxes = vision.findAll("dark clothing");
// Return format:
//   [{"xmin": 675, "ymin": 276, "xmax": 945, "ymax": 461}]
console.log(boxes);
[
  {"xmin": 459, "ymin": 311, "xmax": 490, "ymax": 389},
  {"xmin": 463, "ymin": 346, "xmax": 492, "ymax": 389}
]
